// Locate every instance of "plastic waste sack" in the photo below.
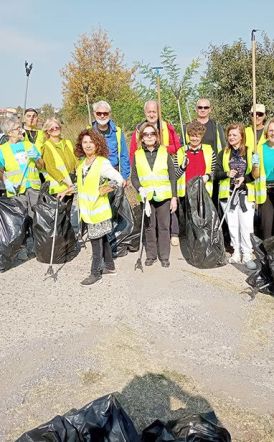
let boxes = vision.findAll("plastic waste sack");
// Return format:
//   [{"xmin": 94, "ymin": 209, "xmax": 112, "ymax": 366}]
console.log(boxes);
[
  {"xmin": 246, "ymin": 234, "xmax": 274, "ymax": 297},
  {"xmin": 141, "ymin": 411, "xmax": 231, "ymax": 441},
  {"xmin": 0, "ymin": 197, "xmax": 28, "ymax": 271},
  {"xmin": 16, "ymin": 393, "xmax": 139, "ymax": 442},
  {"xmin": 184, "ymin": 177, "xmax": 226, "ymax": 269},
  {"xmin": 32, "ymin": 185, "xmax": 78, "ymax": 264},
  {"xmin": 108, "ymin": 187, "xmax": 141, "ymax": 258}
]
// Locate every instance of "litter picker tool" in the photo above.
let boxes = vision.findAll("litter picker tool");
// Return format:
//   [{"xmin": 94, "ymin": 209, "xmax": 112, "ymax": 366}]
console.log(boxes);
[
  {"xmin": 22, "ymin": 61, "xmax": 33, "ymax": 124},
  {"xmin": 152, "ymin": 67, "xmax": 163, "ymax": 144},
  {"xmin": 251, "ymin": 29, "xmax": 258, "ymax": 154},
  {"xmin": 15, "ymin": 160, "xmax": 31, "ymax": 196},
  {"xmin": 134, "ymin": 198, "xmax": 146, "ymax": 272},
  {"xmin": 83, "ymin": 84, "xmax": 92, "ymax": 126},
  {"xmin": 218, "ymin": 186, "xmax": 237, "ymax": 232},
  {"xmin": 45, "ymin": 198, "xmax": 59, "ymax": 281}
]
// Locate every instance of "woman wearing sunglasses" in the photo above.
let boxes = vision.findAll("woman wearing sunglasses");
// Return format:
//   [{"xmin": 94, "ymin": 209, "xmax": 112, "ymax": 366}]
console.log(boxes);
[
  {"xmin": 245, "ymin": 104, "xmax": 267, "ymax": 152},
  {"xmin": 131, "ymin": 122, "xmax": 177, "ymax": 268},
  {"xmin": 42, "ymin": 118, "xmax": 77, "ymax": 215}
]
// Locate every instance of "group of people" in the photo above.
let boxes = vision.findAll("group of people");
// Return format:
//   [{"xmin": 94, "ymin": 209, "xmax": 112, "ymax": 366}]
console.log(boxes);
[{"xmin": 0, "ymin": 98, "xmax": 273, "ymax": 284}]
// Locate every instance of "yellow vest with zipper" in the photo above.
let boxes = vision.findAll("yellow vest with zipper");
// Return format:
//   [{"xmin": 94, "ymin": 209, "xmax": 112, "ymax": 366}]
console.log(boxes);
[
  {"xmin": 24, "ymin": 129, "xmax": 46, "ymax": 153},
  {"xmin": 1, "ymin": 141, "xmax": 41, "ymax": 197},
  {"xmin": 77, "ymin": 156, "xmax": 112, "ymax": 224},
  {"xmin": 135, "ymin": 145, "xmax": 172, "ymax": 202},
  {"xmin": 43, "ymin": 139, "xmax": 74, "ymax": 194},
  {"xmin": 176, "ymin": 144, "xmax": 213, "ymax": 197},
  {"xmin": 218, "ymin": 147, "xmax": 255, "ymax": 202}
]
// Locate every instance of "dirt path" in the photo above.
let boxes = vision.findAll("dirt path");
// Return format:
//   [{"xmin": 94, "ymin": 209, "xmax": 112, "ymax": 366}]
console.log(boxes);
[{"xmin": 0, "ymin": 246, "xmax": 273, "ymax": 441}]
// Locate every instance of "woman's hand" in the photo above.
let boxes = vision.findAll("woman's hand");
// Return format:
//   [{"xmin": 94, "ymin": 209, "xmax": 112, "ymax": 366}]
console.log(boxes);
[
  {"xmin": 234, "ymin": 176, "xmax": 244, "ymax": 188},
  {"xmin": 170, "ymin": 197, "xmax": 177, "ymax": 214},
  {"xmin": 227, "ymin": 169, "xmax": 238, "ymax": 178},
  {"xmin": 57, "ymin": 185, "xmax": 74, "ymax": 200}
]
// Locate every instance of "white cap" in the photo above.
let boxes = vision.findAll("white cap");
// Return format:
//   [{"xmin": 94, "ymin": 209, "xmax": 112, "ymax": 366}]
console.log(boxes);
[{"xmin": 250, "ymin": 103, "xmax": 265, "ymax": 114}]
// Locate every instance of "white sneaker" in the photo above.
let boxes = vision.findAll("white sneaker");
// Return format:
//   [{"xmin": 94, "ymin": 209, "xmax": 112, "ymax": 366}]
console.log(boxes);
[
  {"xmin": 242, "ymin": 255, "xmax": 256, "ymax": 270},
  {"xmin": 228, "ymin": 253, "xmax": 241, "ymax": 264},
  {"xmin": 171, "ymin": 236, "xmax": 179, "ymax": 246}
]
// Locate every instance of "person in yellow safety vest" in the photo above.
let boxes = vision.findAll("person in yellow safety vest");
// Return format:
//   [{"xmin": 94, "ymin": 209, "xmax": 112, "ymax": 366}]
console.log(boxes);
[
  {"xmin": 130, "ymin": 100, "xmax": 182, "ymax": 247},
  {"xmin": 245, "ymin": 103, "xmax": 267, "ymax": 152},
  {"xmin": 23, "ymin": 108, "xmax": 46, "ymax": 153},
  {"xmin": 131, "ymin": 122, "xmax": 177, "ymax": 268},
  {"xmin": 41, "ymin": 118, "xmax": 77, "ymax": 216},
  {"xmin": 215, "ymin": 123, "xmax": 261, "ymax": 270},
  {"xmin": 257, "ymin": 117, "xmax": 274, "ymax": 239},
  {"xmin": 0, "ymin": 116, "xmax": 44, "ymax": 260},
  {"xmin": 57, "ymin": 129, "xmax": 123, "ymax": 286}
]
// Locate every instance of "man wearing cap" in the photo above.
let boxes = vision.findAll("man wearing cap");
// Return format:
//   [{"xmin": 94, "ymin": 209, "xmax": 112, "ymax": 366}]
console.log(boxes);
[
  {"xmin": 245, "ymin": 104, "xmax": 267, "ymax": 152},
  {"xmin": 23, "ymin": 108, "xmax": 46, "ymax": 153}
]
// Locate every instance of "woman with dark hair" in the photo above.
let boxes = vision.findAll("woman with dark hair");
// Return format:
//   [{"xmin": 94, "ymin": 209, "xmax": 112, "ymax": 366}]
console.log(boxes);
[
  {"xmin": 58, "ymin": 129, "xmax": 123, "ymax": 286},
  {"xmin": 131, "ymin": 122, "xmax": 177, "ymax": 268},
  {"xmin": 215, "ymin": 123, "xmax": 260, "ymax": 269}
]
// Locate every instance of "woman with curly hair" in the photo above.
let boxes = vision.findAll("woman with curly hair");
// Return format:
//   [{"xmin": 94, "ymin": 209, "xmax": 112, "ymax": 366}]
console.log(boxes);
[{"xmin": 58, "ymin": 128, "xmax": 123, "ymax": 286}]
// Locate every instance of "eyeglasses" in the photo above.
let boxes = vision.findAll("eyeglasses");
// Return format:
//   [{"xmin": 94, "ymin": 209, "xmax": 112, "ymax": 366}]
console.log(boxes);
[
  {"xmin": 48, "ymin": 126, "xmax": 60, "ymax": 132},
  {"xmin": 143, "ymin": 131, "xmax": 156, "ymax": 137},
  {"xmin": 11, "ymin": 126, "xmax": 21, "ymax": 132},
  {"xmin": 95, "ymin": 111, "xmax": 109, "ymax": 117},
  {"xmin": 197, "ymin": 106, "xmax": 210, "ymax": 110},
  {"xmin": 251, "ymin": 112, "xmax": 265, "ymax": 117}
]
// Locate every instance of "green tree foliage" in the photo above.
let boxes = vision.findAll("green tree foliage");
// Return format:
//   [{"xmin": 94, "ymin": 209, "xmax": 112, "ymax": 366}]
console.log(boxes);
[{"xmin": 199, "ymin": 34, "xmax": 274, "ymax": 126}]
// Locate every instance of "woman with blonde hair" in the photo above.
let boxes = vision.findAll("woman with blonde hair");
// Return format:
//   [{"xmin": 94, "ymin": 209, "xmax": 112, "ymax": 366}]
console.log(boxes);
[{"xmin": 42, "ymin": 118, "xmax": 77, "ymax": 214}]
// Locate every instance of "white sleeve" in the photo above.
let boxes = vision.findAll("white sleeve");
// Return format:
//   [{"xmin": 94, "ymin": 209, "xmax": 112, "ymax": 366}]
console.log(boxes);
[{"xmin": 100, "ymin": 159, "xmax": 124, "ymax": 185}]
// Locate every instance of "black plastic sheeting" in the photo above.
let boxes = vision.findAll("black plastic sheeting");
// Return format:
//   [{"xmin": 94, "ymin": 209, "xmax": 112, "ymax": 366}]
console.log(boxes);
[
  {"xmin": 32, "ymin": 186, "xmax": 78, "ymax": 264},
  {"xmin": 184, "ymin": 177, "xmax": 226, "ymax": 269},
  {"xmin": 246, "ymin": 234, "xmax": 274, "ymax": 297},
  {"xmin": 0, "ymin": 196, "xmax": 28, "ymax": 272},
  {"xmin": 108, "ymin": 187, "xmax": 141, "ymax": 258},
  {"xmin": 16, "ymin": 394, "xmax": 139, "ymax": 442},
  {"xmin": 141, "ymin": 411, "xmax": 231, "ymax": 441}
]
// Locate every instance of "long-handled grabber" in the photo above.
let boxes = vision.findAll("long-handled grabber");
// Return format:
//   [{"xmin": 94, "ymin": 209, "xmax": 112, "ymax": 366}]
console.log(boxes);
[
  {"xmin": 15, "ymin": 160, "xmax": 31, "ymax": 196},
  {"xmin": 134, "ymin": 198, "xmax": 146, "ymax": 272},
  {"xmin": 21, "ymin": 61, "xmax": 33, "ymax": 125},
  {"xmin": 251, "ymin": 29, "xmax": 259, "ymax": 154},
  {"xmin": 152, "ymin": 66, "xmax": 163, "ymax": 143},
  {"xmin": 218, "ymin": 186, "xmax": 237, "ymax": 232},
  {"xmin": 45, "ymin": 198, "xmax": 59, "ymax": 281}
]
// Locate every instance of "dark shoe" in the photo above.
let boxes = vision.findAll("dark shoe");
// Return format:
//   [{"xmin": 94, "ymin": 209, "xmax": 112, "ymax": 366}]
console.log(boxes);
[
  {"xmin": 161, "ymin": 260, "xmax": 170, "ymax": 268},
  {"xmin": 102, "ymin": 267, "xmax": 117, "ymax": 275},
  {"xmin": 81, "ymin": 274, "xmax": 102, "ymax": 286},
  {"xmin": 145, "ymin": 258, "xmax": 157, "ymax": 266}
]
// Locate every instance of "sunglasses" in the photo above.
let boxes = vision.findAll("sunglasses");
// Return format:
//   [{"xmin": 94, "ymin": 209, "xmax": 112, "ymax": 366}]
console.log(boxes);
[
  {"xmin": 251, "ymin": 112, "xmax": 265, "ymax": 117},
  {"xmin": 197, "ymin": 106, "xmax": 210, "ymax": 110},
  {"xmin": 49, "ymin": 126, "xmax": 60, "ymax": 132},
  {"xmin": 95, "ymin": 111, "xmax": 109, "ymax": 117},
  {"xmin": 143, "ymin": 131, "xmax": 156, "ymax": 137}
]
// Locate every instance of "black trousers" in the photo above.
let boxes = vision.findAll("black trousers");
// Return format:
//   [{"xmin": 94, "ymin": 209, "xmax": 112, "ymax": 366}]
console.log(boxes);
[
  {"xmin": 260, "ymin": 189, "xmax": 274, "ymax": 239},
  {"xmin": 90, "ymin": 235, "xmax": 114, "ymax": 276},
  {"xmin": 144, "ymin": 199, "xmax": 171, "ymax": 261}
]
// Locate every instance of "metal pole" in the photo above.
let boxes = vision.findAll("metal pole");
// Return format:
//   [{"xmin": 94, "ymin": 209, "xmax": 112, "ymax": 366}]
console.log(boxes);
[
  {"xmin": 152, "ymin": 67, "xmax": 163, "ymax": 144},
  {"xmin": 22, "ymin": 61, "xmax": 33, "ymax": 121},
  {"xmin": 251, "ymin": 30, "xmax": 258, "ymax": 153}
]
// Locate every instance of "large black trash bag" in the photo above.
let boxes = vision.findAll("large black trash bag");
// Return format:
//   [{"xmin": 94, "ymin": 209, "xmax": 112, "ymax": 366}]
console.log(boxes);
[
  {"xmin": 108, "ymin": 187, "xmax": 141, "ymax": 258},
  {"xmin": 246, "ymin": 234, "xmax": 274, "ymax": 297},
  {"xmin": 32, "ymin": 184, "xmax": 78, "ymax": 264},
  {"xmin": 142, "ymin": 411, "xmax": 231, "ymax": 442},
  {"xmin": 184, "ymin": 177, "xmax": 226, "ymax": 269},
  {"xmin": 0, "ymin": 197, "xmax": 28, "ymax": 272},
  {"xmin": 16, "ymin": 393, "xmax": 139, "ymax": 442}
]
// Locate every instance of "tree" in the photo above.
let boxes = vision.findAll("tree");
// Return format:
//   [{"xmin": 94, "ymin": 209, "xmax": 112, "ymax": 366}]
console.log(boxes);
[
  {"xmin": 199, "ymin": 34, "xmax": 274, "ymax": 126},
  {"xmin": 61, "ymin": 29, "xmax": 139, "ymax": 127}
]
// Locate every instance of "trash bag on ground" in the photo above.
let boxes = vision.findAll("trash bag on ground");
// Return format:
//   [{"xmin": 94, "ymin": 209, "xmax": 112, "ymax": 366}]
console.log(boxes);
[
  {"xmin": 108, "ymin": 186, "xmax": 141, "ymax": 258},
  {"xmin": 141, "ymin": 411, "xmax": 231, "ymax": 442},
  {"xmin": 32, "ymin": 185, "xmax": 78, "ymax": 264},
  {"xmin": 16, "ymin": 393, "xmax": 139, "ymax": 442},
  {"xmin": 246, "ymin": 234, "xmax": 274, "ymax": 296},
  {"xmin": 0, "ymin": 197, "xmax": 28, "ymax": 272},
  {"xmin": 184, "ymin": 177, "xmax": 226, "ymax": 269}
]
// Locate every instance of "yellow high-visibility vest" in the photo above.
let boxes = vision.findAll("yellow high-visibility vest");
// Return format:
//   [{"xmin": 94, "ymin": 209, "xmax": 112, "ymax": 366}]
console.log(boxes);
[
  {"xmin": 24, "ymin": 129, "xmax": 46, "ymax": 153},
  {"xmin": 245, "ymin": 126, "xmax": 266, "ymax": 152},
  {"xmin": 77, "ymin": 156, "xmax": 112, "ymax": 224},
  {"xmin": 1, "ymin": 141, "xmax": 40, "ymax": 197},
  {"xmin": 218, "ymin": 147, "xmax": 255, "ymax": 202},
  {"xmin": 135, "ymin": 145, "xmax": 172, "ymax": 202},
  {"xmin": 254, "ymin": 143, "xmax": 267, "ymax": 204},
  {"xmin": 176, "ymin": 144, "xmax": 213, "ymax": 197},
  {"xmin": 43, "ymin": 139, "xmax": 75, "ymax": 194}
]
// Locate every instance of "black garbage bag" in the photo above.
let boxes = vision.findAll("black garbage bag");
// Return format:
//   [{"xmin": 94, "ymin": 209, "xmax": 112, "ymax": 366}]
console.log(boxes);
[
  {"xmin": 0, "ymin": 197, "xmax": 28, "ymax": 272},
  {"xmin": 108, "ymin": 187, "xmax": 141, "ymax": 258},
  {"xmin": 16, "ymin": 393, "xmax": 139, "ymax": 442},
  {"xmin": 32, "ymin": 185, "xmax": 78, "ymax": 264},
  {"xmin": 141, "ymin": 411, "xmax": 231, "ymax": 441},
  {"xmin": 184, "ymin": 177, "xmax": 226, "ymax": 269},
  {"xmin": 246, "ymin": 234, "xmax": 274, "ymax": 296}
]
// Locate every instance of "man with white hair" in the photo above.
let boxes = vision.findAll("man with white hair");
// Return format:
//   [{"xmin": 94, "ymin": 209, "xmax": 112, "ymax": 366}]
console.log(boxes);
[{"xmin": 92, "ymin": 100, "xmax": 130, "ymax": 184}]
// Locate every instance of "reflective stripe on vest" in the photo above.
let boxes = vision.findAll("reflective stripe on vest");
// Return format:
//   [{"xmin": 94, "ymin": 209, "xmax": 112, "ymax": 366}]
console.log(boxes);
[
  {"xmin": 218, "ymin": 147, "xmax": 256, "ymax": 202},
  {"xmin": 24, "ymin": 129, "xmax": 45, "ymax": 153},
  {"xmin": 245, "ymin": 126, "xmax": 267, "ymax": 152},
  {"xmin": 43, "ymin": 139, "xmax": 74, "ymax": 194},
  {"xmin": 77, "ymin": 156, "xmax": 112, "ymax": 224},
  {"xmin": 135, "ymin": 145, "xmax": 172, "ymax": 202},
  {"xmin": 1, "ymin": 141, "xmax": 40, "ymax": 197},
  {"xmin": 176, "ymin": 144, "xmax": 213, "ymax": 197},
  {"xmin": 254, "ymin": 144, "xmax": 267, "ymax": 204}
]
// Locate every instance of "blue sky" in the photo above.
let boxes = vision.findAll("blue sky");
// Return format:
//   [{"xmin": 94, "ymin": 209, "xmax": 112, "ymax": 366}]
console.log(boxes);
[{"xmin": 2, "ymin": 0, "xmax": 274, "ymax": 109}]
